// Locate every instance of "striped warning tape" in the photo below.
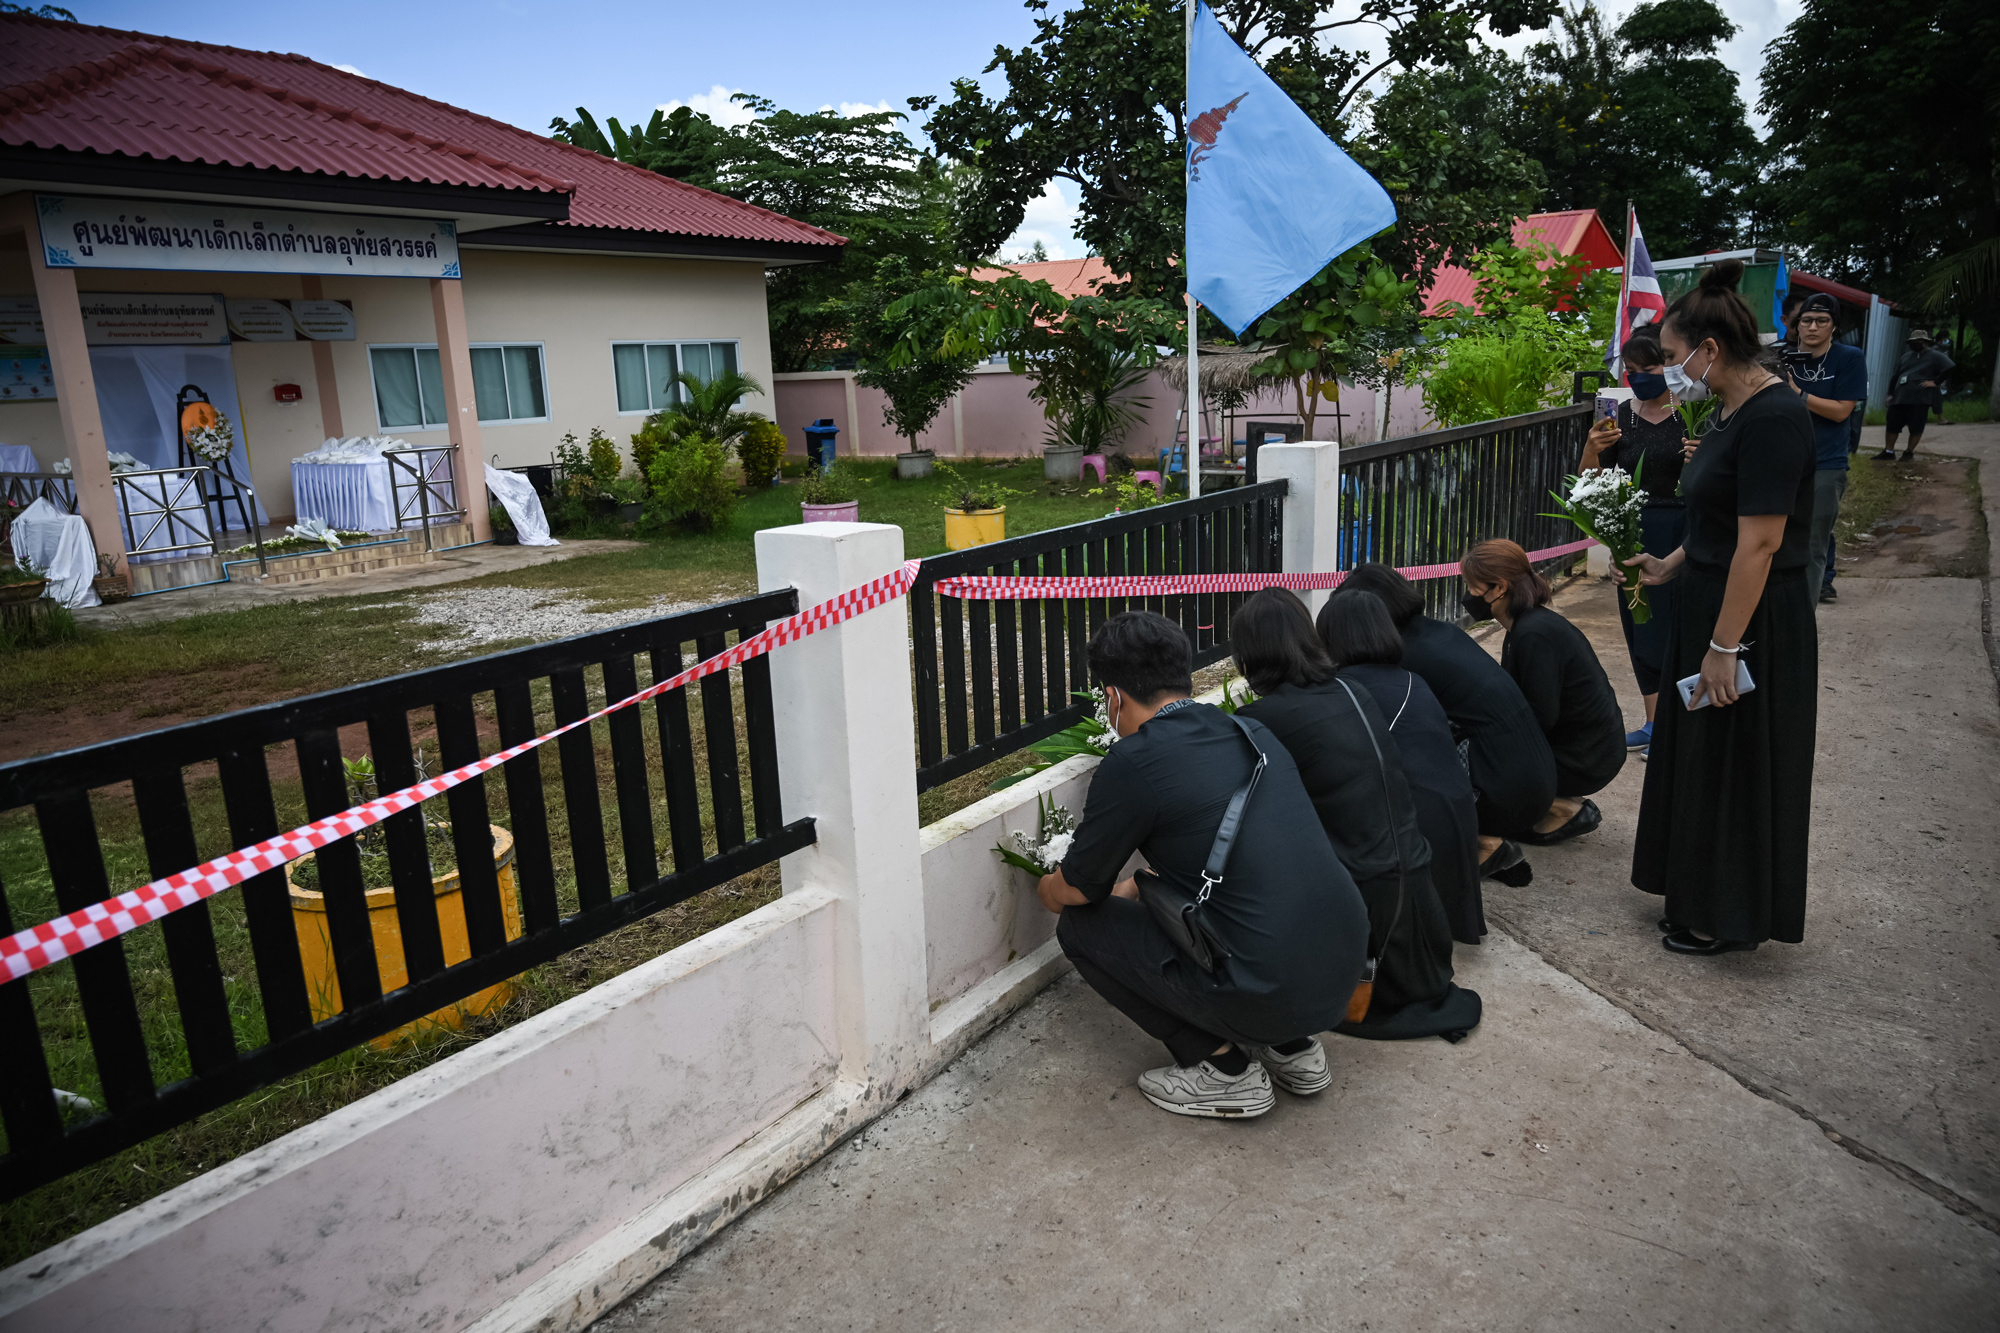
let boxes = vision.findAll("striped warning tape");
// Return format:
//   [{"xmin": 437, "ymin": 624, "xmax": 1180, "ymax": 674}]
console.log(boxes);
[{"xmin": 0, "ymin": 537, "xmax": 1597, "ymax": 982}]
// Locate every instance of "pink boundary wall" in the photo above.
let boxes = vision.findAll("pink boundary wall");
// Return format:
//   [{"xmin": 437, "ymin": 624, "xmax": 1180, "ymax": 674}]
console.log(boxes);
[{"xmin": 774, "ymin": 365, "xmax": 1431, "ymax": 461}]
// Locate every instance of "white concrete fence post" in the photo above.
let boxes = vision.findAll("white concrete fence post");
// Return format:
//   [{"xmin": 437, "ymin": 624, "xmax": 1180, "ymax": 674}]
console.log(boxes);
[
  {"xmin": 756, "ymin": 521, "xmax": 931, "ymax": 1103},
  {"xmin": 1258, "ymin": 439, "xmax": 1342, "ymax": 614}
]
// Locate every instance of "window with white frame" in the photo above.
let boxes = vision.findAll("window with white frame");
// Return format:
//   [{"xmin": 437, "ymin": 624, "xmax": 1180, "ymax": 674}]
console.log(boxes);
[
  {"xmin": 369, "ymin": 343, "xmax": 549, "ymax": 430},
  {"xmin": 611, "ymin": 340, "xmax": 741, "ymax": 414}
]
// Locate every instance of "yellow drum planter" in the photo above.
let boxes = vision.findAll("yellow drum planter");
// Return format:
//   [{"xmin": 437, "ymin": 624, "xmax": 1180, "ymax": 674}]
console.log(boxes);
[
  {"xmin": 287, "ymin": 825, "xmax": 522, "ymax": 1046},
  {"xmin": 944, "ymin": 506, "xmax": 1006, "ymax": 551}
]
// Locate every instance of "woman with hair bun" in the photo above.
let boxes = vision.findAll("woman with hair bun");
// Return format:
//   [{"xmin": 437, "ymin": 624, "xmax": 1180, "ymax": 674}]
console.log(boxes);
[
  {"xmin": 1625, "ymin": 258, "xmax": 1818, "ymax": 955},
  {"xmin": 1458, "ymin": 539, "xmax": 1626, "ymax": 843}
]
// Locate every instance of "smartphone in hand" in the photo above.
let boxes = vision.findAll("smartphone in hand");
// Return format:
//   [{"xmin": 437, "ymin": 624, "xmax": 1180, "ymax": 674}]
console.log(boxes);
[{"xmin": 1677, "ymin": 659, "xmax": 1756, "ymax": 710}]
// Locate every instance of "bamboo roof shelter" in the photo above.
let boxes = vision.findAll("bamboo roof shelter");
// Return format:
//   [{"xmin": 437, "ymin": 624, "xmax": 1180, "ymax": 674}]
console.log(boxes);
[{"xmin": 1158, "ymin": 344, "xmax": 1282, "ymax": 395}]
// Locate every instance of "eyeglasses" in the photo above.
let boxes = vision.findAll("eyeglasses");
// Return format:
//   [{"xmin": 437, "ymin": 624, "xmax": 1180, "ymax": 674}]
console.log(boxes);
[{"xmin": 1797, "ymin": 315, "xmax": 1834, "ymax": 327}]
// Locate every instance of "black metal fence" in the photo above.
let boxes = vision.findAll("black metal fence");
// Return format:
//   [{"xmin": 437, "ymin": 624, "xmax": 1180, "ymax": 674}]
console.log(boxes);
[
  {"xmin": 0, "ymin": 590, "xmax": 812, "ymax": 1198},
  {"xmin": 1338, "ymin": 403, "xmax": 1594, "ymax": 621},
  {"xmin": 909, "ymin": 481, "xmax": 1287, "ymax": 792}
]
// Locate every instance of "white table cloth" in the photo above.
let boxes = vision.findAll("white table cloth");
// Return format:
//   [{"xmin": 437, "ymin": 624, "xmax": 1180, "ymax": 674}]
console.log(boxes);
[
  {"xmin": 0, "ymin": 443, "xmax": 39, "ymax": 474},
  {"xmin": 291, "ymin": 459, "xmax": 394, "ymax": 532},
  {"xmin": 10, "ymin": 498, "xmax": 99, "ymax": 607}
]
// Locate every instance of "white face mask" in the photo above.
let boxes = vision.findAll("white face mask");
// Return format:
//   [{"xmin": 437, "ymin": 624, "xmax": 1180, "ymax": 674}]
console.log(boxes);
[{"xmin": 1663, "ymin": 345, "xmax": 1714, "ymax": 402}]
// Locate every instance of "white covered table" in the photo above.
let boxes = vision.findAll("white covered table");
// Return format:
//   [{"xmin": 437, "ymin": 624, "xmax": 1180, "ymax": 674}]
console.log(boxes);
[
  {"xmin": 0, "ymin": 443, "xmax": 38, "ymax": 474},
  {"xmin": 292, "ymin": 459, "xmax": 394, "ymax": 532}
]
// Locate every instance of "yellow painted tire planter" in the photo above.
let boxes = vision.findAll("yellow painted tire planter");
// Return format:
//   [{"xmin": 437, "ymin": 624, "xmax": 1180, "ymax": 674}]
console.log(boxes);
[
  {"xmin": 287, "ymin": 825, "xmax": 522, "ymax": 1047},
  {"xmin": 944, "ymin": 506, "xmax": 1006, "ymax": 551}
]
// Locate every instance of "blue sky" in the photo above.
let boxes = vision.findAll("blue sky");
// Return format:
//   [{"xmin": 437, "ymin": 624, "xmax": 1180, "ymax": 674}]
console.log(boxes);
[{"xmin": 83, "ymin": 0, "xmax": 1796, "ymax": 259}]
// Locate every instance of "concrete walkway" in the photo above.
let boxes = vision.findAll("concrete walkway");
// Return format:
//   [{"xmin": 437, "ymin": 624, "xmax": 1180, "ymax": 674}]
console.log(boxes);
[{"xmin": 594, "ymin": 431, "xmax": 2000, "ymax": 1331}]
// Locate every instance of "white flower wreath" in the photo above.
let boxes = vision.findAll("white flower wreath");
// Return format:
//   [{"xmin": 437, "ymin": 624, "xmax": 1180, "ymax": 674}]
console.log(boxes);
[{"xmin": 186, "ymin": 413, "xmax": 236, "ymax": 463}]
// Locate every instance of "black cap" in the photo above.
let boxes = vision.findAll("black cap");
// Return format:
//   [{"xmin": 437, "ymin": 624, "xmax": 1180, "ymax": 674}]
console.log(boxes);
[{"xmin": 1798, "ymin": 292, "xmax": 1840, "ymax": 319}]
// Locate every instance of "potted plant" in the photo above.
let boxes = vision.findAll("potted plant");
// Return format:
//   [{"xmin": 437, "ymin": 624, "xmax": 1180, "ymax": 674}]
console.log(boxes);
[
  {"xmin": 0, "ymin": 559, "xmax": 48, "ymax": 605},
  {"xmin": 938, "ymin": 463, "xmax": 1019, "ymax": 550},
  {"xmin": 489, "ymin": 503, "xmax": 519, "ymax": 546},
  {"xmin": 896, "ymin": 447, "xmax": 936, "ymax": 480},
  {"xmin": 90, "ymin": 552, "xmax": 129, "ymax": 603},
  {"xmin": 800, "ymin": 460, "xmax": 860, "ymax": 523},
  {"xmin": 606, "ymin": 476, "xmax": 647, "ymax": 524}
]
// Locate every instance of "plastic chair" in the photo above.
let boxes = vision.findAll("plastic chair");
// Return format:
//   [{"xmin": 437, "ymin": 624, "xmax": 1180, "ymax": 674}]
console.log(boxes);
[
  {"xmin": 1157, "ymin": 446, "xmax": 1186, "ymax": 477},
  {"xmin": 1132, "ymin": 470, "xmax": 1164, "ymax": 497},
  {"xmin": 1080, "ymin": 453, "xmax": 1108, "ymax": 485}
]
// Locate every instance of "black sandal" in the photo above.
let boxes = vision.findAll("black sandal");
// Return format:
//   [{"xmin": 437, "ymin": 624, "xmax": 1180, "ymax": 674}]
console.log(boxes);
[{"xmin": 1517, "ymin": 798, "xmax": 1603, "ymax": 846}]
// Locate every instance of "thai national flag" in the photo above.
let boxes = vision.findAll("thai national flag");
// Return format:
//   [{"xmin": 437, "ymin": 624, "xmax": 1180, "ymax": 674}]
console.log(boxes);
[{"xmin": 1607, "ymin": 207, "xmax": 1667, "ymax": 379}]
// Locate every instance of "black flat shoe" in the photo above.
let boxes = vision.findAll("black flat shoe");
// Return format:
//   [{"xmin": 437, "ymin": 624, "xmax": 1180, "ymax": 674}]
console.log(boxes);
[
  {"xmin": 1662, "ymin": 930, "xmax": 1757, "ymax": 956},
  {"xmin": 1517, "ymin": 798, "xmax": 1602, "ymax": 847},
  {"xmin": 1478, "ymin": 840, "xmax": 1534, "ymax": 886},
  {"xmin": 1658, "ymin": 918, "xmax": 1683, "ymax": 933}
]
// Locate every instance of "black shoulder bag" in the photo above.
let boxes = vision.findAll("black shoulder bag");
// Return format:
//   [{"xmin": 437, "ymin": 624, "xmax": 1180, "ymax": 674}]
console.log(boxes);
[
  {"xmin": 1335, "ymin": 676, "xmax": 1406, "ymax": 1023},
  {"xmin": 1136, "ymin": 711, "xmax": 1267, "ymax": 974}
]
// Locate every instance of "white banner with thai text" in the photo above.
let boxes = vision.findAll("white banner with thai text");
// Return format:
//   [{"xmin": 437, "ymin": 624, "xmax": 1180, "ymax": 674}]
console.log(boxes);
[
  {"xmin": 78, "ymin": 293, "xmax": 230, "ymax": 346},
  {"xmin": 36, "ymin": 195, "xmax": 461, "ymax": 279}
]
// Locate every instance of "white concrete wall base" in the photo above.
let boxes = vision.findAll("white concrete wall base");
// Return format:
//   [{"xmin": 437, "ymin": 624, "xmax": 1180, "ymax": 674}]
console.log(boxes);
[
  {"xmin": 462, "ymin": 1079, "xmax": 873, "ymax": 1333},
  {"xmin": 928, "ymin": 937, "xmax": 1072, "ymax": 1060}
]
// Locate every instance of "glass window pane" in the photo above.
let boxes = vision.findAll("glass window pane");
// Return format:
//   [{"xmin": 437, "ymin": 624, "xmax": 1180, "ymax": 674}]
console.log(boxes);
[
  {"xmin": 416, "ymin": 347, "xmax": 447, "ymax": 426},
  {"xmin": 371, "ymin": 347, "xmax": 422, "ymax": 429},
  {"xmin": 647, "ymin": 343, "xmax": 678, "ymax": 410},
  {"xmin": 613, "ymin": 344, "xmax": 649, "ymax": 413},
  {"xmin": 470, "ymin": 346, "xmax": 508, "ymax": 422},
  {"xmin": 505, "ymin": 345, "xmax": 546, "ymax": 419},
  {"xmin": 713, "ymin": 342, "xmax": 738, "ymax": 379},
  {"xmin": 680, "ymin": 341, "xmax": 712, "ymax": 387}
]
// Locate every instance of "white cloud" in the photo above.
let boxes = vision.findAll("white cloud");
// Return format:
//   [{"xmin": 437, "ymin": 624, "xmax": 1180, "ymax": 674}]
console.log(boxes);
[
  {"xmin": 332, "ymin": 63, "xmax": 367, "ymax": 79},
  {"xmin": 659, "ymin": 85, "xmax": 757, "ymax": 129},
  {"xmin": 1000, "ymin": 180, "xmax": 1083, "ymax": 263},
  {"xmin": 819, "ymin": 99, "xmax": 897, "ymax": 120}
]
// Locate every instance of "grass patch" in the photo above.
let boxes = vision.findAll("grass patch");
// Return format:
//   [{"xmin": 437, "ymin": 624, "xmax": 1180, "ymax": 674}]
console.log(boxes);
[
  {"xmin": 1861, "ymin": 399, "xmax": 1990, "ymax": 426},
  {"xmin": 1833, "ymin": 456, "xmax": 1906, "ymax": 547}
]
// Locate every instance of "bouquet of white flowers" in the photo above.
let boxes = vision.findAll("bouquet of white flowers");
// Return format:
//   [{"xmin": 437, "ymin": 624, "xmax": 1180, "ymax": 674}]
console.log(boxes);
[
  {"xmin": 186, "ymin": 413, "xmax": 235, "ymax": 463},
  {"xmin": 994, "ymin": 793, "xmax": 1077, "ymax": 876},
  {"xmin": 1545, "ymin": 463, "xmax": 1650, "ymax": 623}
]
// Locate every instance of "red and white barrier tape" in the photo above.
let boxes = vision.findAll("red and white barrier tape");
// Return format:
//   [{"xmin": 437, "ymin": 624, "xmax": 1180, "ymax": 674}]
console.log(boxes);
[{"xmin": 0, "ymin": 537, "xmax": 1597, "ymax": 982}]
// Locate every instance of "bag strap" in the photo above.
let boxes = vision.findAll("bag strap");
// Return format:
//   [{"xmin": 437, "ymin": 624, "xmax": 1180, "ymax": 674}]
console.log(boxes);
[
  {"xmin": 1197, "ymin": 711, "xmax": 1268, "ymax": 904},
  {"xmin": 1334, "ymin": 676, "xmax": 1406, "ymax": 961}
]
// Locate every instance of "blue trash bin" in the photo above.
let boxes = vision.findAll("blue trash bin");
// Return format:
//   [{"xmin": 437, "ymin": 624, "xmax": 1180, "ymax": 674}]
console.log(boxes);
[{"xmin": 803, "ymin": 419, "xmax": 840, "ymax": 471}]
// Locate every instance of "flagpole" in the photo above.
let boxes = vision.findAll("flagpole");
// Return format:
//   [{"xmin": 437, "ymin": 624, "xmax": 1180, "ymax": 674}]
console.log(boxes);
[{"xmin": 1185, "ymin": 0, "xmax": 1201, "ymax": 505}]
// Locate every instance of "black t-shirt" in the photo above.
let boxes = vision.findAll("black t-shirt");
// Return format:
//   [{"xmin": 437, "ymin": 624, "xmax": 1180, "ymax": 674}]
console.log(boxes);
[
  {"xmin": 1239, "ymin": 678, "xmax": 1432, "ymax": 886},
  {"xmin": 1398, "ymin": 615, "xmax": 1544, "ymax": 740},
  {"xmin": 1501, "ymin": 606, "xmax": 1626, "ymax": 794},
  {"xmin": 1678, "ymin": 383, "xmax": 1814, "ymax": 580},
  {"xmin": 1608, "ymin": 400, "xmax": 1686, "ymax": 507},
  {"xmin": 1059, "ymin": 702, "xmax": 1368, "ymax": 1030}
]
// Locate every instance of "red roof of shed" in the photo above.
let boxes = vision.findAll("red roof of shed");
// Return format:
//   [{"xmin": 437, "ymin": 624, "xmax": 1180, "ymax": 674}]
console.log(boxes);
[
  {"xmin": 1423, "ymin": 210, "xmax": 1623, "ymax": 315},
  {"xmin": 0, "ymin": 12, "xmax": 844, "ymax": 253}
]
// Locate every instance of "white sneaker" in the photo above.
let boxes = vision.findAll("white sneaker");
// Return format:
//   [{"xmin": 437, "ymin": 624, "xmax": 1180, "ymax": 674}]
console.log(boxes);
[
  {"xmin": 1243, "ymin": 1038, "xmax": 1332, "ymax": 1095},
  {"xmin": 1136, "ymin": 1058, "xmax": 1275, "ymax": 1119}
]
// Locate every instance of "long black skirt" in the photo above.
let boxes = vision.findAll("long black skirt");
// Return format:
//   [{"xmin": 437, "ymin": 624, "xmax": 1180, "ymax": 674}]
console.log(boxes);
[
  {"xmin": 1619, "ymin": 505, "xmax": 1686, "ymax": 696},
  {"xmin": 1632, "ymin": 565, "xmax": 1818, "ymax": 942},
  {"xmin": 1469, "ymin": 707, "xmax": 1558, "ymax": 838},
  {"xmin": 1409, "ymin": 781, "xmax": 1485, "ymax": 944},
  {"xmin": 1336, "ymin": 869, "xmax": 1483, "ymax": 1041}
]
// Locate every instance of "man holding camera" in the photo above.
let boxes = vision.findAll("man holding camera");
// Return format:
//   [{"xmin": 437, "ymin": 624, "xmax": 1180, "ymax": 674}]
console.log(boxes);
[
  {"xmin": 1784, "ymin": 293, "xmax": 1866, "ymax": 604},
  {"xmin": 1037, "ymin": 611, "xmax": 1368, "ymax": 1119}
]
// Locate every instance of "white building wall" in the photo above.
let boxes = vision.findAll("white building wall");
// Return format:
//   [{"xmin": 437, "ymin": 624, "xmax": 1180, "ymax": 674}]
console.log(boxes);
[{"xmin": 0, "ymin": 247, "xmax": 776, "ymax": 520}]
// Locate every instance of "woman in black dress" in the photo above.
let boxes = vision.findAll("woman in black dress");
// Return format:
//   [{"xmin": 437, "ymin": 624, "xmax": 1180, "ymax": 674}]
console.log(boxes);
[
  {"xmin": 1625, "ymin": 259, "xmax": 1818, "ymax": 954},
  {"xmin": 1580, "ymin": 332, "xmax": 1692, "ymax": 757},
  {"xmin": 1318, "ymin": 589, "xmax": 1486, "ymax": 945},
  {"xmin": 1230, "ymin": 590, "xmax": 1481, "ymax": 1040},
  {"xmin": 1337, "ymin": 563, "xmax": 1554, "ymax": 886},
  {"xmin": 1458, "ymin": 539, "xmax": 1626, "ymax": 844}
]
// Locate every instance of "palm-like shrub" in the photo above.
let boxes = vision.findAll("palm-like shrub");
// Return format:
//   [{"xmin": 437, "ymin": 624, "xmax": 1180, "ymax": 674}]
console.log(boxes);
[{"xmin": 631, "ymin": 369, "xmax": 766, "ymax": 482}]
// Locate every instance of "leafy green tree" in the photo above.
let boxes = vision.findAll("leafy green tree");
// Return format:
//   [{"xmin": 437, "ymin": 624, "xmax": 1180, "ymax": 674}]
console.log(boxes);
[
  {"xmin": 884, "ymin": 270, "xmax": 1181, "ymax": 453},
  {"xmin": 918, "ymin": 0, "xmax": 1559, "ymax": 302},
  {"xmin": 1250, "ymin": 244, "xmax": 1421, "ymax": 435},
  {"xmin": 843, "ymin": 257, "xmax": 987, "ymax": 454},
  {"xmin": 1758, "ymin": 0, "xmax": 2000, "ymax": 409},
  {"xmin": 555, "ymin": 98, "xmax": 957, "ymax": 371}
]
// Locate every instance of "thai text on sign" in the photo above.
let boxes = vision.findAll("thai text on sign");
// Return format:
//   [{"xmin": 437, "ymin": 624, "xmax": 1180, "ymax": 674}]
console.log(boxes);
[{"xmin": 36, "ymin": 195, "xmax": 462, "ymax": 279}]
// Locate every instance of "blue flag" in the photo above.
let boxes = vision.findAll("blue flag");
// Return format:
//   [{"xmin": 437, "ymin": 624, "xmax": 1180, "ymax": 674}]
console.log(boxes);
[
  {"xmin": 1186, "ymin": 0, "xmax": 1396, "ymax": 337},
  {"xmin": 1771, "ymin": 251, "xmax": 1789, "ymax": 332}
]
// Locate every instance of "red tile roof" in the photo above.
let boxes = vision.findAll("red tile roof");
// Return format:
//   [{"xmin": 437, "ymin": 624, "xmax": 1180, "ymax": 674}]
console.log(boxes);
[
  {"xmin": 968, "ymin": 256, "xmax": 1119, "ymax": 299},
  {"xmin": 0, "ymin": 12, "xmax": 844, "ymax": 253},
  {"xmin": 1423, "ymin": 210, "xmax": 1623, "ymax": 315}
]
